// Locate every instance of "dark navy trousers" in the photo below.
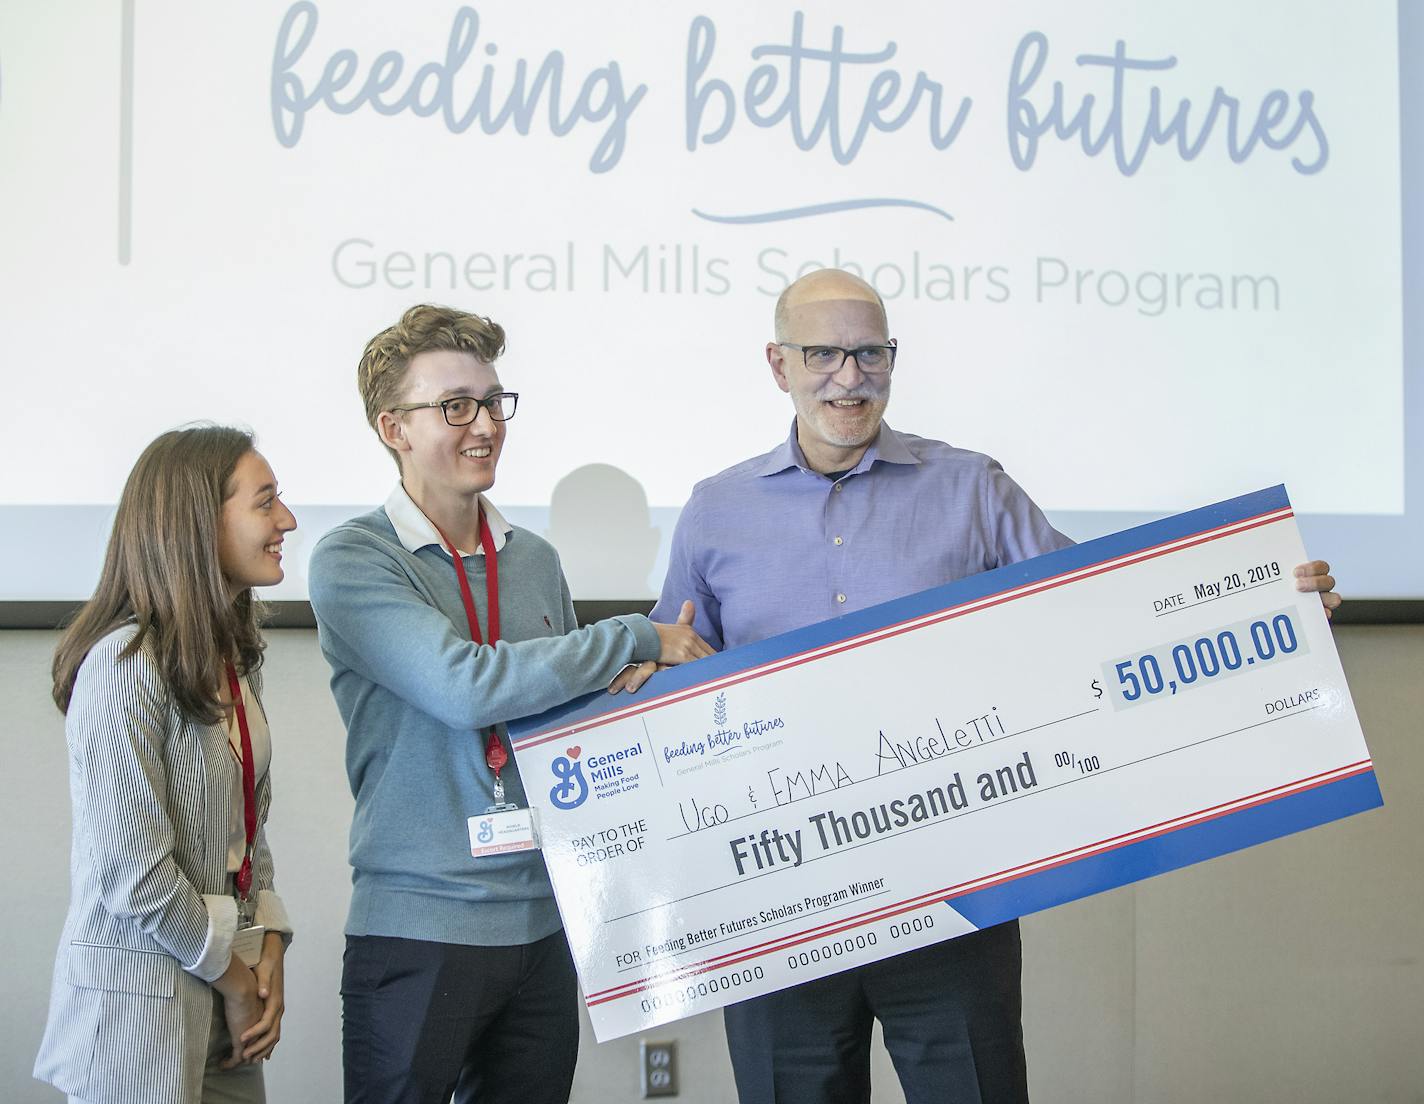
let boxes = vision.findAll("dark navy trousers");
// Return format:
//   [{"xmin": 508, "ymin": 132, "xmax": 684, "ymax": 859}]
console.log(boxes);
[
  {"xmin": 723, "ymin": 921, "xmax": 1029, "ymax": 1104},
  {"xmin": 341, "ymin": 930, "xmax": 579, "ymax": 1104}
]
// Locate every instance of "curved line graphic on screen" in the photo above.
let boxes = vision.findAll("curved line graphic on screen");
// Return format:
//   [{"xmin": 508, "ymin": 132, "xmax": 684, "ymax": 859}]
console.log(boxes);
[{"xmin": 691, "ymin": 198, "xmax": 954, "ymax": 224}]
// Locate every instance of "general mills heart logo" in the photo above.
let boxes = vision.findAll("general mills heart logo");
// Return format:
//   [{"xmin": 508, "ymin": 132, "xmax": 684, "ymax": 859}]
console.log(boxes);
[{"xmin": 549, "ymin": 746, "xmax": 589, "ymax": 810}]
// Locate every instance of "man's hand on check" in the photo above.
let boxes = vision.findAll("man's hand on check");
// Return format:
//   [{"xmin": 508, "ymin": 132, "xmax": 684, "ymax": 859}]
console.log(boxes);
[
  {"xmin": 610, "ymin": 660, "xmax": 658, "ymax": 694},
  {"xmin": 611, "ymin": 600, "xmax": 710, "ymax": 693},
  {"xmin": 1294, "ymin": 560, "xmax": 1342, "ymax": 620}
]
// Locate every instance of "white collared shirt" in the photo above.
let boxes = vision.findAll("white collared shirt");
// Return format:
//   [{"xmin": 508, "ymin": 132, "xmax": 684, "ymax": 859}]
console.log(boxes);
[{"xmin": 383, "ymin": 483, "xmax": 513, "ymax": 557}]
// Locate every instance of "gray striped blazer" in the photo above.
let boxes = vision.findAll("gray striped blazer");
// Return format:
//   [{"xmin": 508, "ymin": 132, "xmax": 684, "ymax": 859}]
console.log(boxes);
[{"xmin": 34, "ymin": 626, "xmax": 292, "ymax": 1104}]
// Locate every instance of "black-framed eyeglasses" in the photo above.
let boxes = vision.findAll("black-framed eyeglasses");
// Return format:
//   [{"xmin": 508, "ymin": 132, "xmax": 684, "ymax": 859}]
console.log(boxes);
[
  {"xmin": 779, "ymin": 342, "xmax": 897, "ymax": 374},
  {"xmin": 388, "ymin": 392, "xmax": 519, "ymax": 426}
]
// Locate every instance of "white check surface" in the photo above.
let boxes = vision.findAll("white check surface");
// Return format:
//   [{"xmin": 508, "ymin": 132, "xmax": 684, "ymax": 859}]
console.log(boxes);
[{"xmin": 510, "ymin": 488, "xmax": 1378, "ymax": 1040}]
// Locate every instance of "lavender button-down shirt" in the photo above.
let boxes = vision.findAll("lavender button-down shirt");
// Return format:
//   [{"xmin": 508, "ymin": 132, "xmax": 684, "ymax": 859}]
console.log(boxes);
[{"xmin": 652, "ymin": 422, "xmax": 1071, "ymax": 651}]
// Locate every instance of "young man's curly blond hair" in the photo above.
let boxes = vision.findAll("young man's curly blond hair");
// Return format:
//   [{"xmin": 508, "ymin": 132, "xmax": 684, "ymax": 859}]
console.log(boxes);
[{"xmin": 357, "ymin": 304, "xmax": 506, "ymax": 468}]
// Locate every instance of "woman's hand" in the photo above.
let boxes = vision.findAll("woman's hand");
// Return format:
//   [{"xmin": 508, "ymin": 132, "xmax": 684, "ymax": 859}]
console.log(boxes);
[
  {"xmin": 238, "ymin": 932, "xmax": 286, "ymax": 1062},
  {"xmin": 212, "ymin": 953, "xmax": 263, "ymax": 1069}
]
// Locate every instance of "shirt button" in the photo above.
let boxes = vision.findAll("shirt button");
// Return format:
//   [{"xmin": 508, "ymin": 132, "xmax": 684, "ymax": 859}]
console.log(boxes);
[
  {"xmin": 836, "ymin": 593, "xmax": 847, "ymax": 603},
  {"xmin": 833, "ymin": 536, "xmax": 843, "ymax": 546},
  {"xmin": 833, "ymin": 483, "xmax": 843, "ymax": 492}
]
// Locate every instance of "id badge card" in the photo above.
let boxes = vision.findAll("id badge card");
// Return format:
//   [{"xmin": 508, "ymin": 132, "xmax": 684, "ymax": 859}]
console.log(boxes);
[
  {"xmin": 232, "ymin": 925, "xmax": 266, "ymax": 967},
  {"xmin": 468, "ymin": 806, "xmax": 540, "ymax": 858}
]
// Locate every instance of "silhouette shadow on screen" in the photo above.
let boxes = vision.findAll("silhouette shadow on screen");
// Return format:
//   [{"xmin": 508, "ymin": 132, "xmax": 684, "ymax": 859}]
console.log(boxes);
[{"xmin": 546, "ymin": 463, "xmax": 660, "ymax": 600}]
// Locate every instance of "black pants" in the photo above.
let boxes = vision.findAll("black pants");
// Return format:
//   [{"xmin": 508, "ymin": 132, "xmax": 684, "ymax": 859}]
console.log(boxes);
[
  {"xmin": 341, "ymin": 931, "xmax": 580, "ymax": 1104},
  {"xmin": 723, "ymin": 922, "xmax": 1028, "ymax": 1104}
]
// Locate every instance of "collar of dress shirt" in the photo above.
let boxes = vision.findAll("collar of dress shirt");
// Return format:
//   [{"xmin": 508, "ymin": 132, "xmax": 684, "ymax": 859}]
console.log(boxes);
[
  {"xmin": 756, "ymin": 419, "xmax": 922, "ymax": 478},
  {"xmin": 383, "ymin": 483, "xmax": 512, "ymax": 556}
]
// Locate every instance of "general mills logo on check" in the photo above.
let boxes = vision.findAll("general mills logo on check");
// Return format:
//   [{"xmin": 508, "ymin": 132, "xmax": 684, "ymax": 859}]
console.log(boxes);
[{"xmin": 508, "ymin": 485, "xmax": 1380, "ymax": 1041}]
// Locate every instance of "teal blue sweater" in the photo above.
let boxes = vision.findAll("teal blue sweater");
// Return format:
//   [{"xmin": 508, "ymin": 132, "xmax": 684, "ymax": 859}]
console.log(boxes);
[{"xmin": 309, "ymin": 508, "xmax": 660, "ymax": 946}]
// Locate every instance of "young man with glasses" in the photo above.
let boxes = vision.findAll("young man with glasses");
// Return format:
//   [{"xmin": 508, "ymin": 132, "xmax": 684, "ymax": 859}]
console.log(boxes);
[
  {"xmin": 642, "ymin": 268, "xmax": 1341, "ymax": 1104},
  {"xmin": 308, "ymin": 304, "xmax": 712, "ymax": 1104}
]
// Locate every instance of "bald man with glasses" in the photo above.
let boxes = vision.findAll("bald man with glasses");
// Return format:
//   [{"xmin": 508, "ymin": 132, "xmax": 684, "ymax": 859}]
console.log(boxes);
[{"xmin": 639, "ymin": 268, "xmax": 1341, "ymax": 1104}]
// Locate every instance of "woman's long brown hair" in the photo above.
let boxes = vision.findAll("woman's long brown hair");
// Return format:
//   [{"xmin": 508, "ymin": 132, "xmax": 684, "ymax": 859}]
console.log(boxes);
[{"xmin": 52, "ymin": 426, "xmax": 266, "ymax": 723}]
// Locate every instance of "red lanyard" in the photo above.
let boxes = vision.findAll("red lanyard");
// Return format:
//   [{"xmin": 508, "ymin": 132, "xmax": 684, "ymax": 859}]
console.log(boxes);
[
  {"xmin": 223, "ymin": 662, "xmax": 257, "ymax": 901},
  {"xmin": 434, "ymin": 507, "xmax": 509, "ymax": 785}
]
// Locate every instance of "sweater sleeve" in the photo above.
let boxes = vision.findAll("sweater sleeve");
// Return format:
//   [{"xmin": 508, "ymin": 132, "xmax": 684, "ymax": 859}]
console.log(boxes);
[{"xmin": 309, "ymin": 526, "xmax": 661, "ymax": 731}]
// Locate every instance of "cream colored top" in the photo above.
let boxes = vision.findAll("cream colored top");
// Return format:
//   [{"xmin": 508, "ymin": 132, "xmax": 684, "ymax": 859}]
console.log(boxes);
[{"xmin": 224, "ymin": 672, "xmax": 271, "ymax": 874}]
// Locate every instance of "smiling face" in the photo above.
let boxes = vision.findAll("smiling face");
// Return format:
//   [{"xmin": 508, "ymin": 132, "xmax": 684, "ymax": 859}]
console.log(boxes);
[
  {"xmin": 378, "ymin": 348, "xmax": 507, "ymax": 507},
  {"xmin": 217, "ymin": 449, "xmax": 297, "ymax": 595},
  {"xmin": 767, "ymin": 271, "xmax": 892, "ymax": 474}
]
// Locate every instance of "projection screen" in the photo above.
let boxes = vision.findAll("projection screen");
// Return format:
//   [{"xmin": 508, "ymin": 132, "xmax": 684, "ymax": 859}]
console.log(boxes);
[{"xmin": 0, "ymin": 1, "xmax": 1418, "ymax": 601}]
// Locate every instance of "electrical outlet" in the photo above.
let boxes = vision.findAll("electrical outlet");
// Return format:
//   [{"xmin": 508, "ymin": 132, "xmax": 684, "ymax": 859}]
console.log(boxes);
[{"xmin": 640, "ymin": 1039, "xmax": 678, "ymax": 1098}]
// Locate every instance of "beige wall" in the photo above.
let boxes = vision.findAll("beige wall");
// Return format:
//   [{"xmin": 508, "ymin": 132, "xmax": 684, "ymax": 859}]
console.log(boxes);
[{"xmin": 3, "ymin": 625, "xmax": 1420, "ymax": 1102}]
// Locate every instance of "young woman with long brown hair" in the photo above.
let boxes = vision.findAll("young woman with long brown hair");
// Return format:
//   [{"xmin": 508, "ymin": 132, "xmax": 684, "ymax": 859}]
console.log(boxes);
[{"xmin": 34, "ymin": 425, "xmax": 297, "ymax": 1104}]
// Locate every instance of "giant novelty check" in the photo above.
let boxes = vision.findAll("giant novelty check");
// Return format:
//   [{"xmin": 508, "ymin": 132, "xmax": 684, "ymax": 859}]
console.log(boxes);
[{"xmin": 508, "ymin": 486, "xmax": 1381, "ymax": 1040}]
